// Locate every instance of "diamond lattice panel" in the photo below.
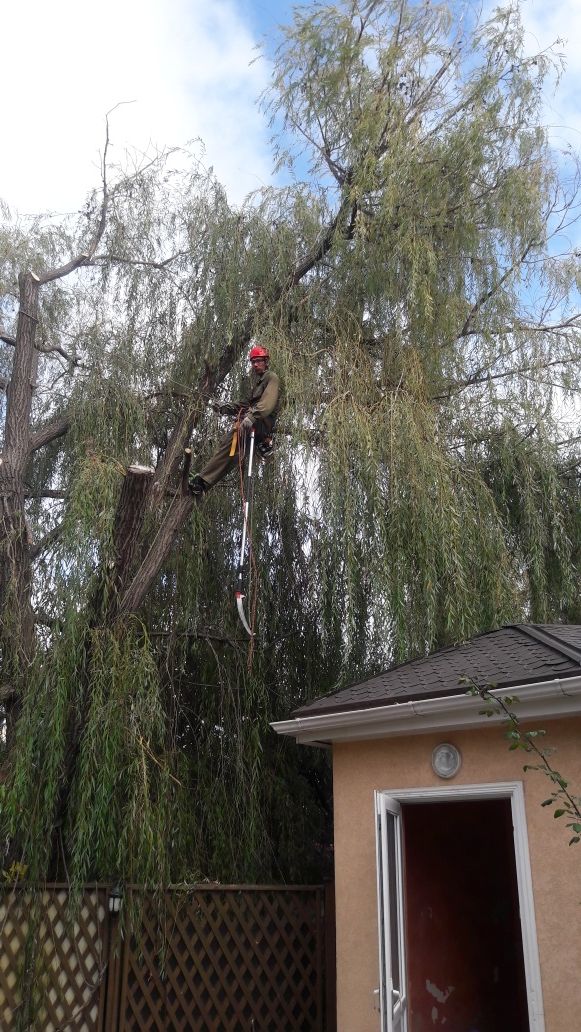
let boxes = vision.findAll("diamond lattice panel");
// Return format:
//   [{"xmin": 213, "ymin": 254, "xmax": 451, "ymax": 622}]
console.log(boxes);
[
  {"xmin": 0, "ymin": 887, "xmax": 108, "ymax": 1032},
  {"xmin": 120, "ymin": 888, "xmax": 323, "ymax": 1031}
]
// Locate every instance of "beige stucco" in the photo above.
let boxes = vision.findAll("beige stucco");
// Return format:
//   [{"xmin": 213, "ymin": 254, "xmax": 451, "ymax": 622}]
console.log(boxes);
[{"xmin": 332, "ymin": 717, "xmax": 581, "ymax": 1032}]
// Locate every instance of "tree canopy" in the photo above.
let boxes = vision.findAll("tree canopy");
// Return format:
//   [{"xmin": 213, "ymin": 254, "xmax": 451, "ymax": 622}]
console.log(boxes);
[{"xmin": 1, "ymin": 0, "xmax": 580, "ymax": 889}]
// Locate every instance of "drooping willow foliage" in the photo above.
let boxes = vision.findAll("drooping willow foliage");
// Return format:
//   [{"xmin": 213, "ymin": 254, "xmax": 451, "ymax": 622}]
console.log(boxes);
[{"xmin": 1, "ymin": 0, "xmax": 581, "ymax": 893}]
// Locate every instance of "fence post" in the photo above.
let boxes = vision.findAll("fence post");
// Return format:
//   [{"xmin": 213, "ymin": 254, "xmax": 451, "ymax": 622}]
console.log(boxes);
[
  {"xmin": 102, "ymin": 894, "xmax": 124, "ymax": 1031},
  {"xmin": 324, "ymin": 882, "xmax": 337, "ymax": 1032}
]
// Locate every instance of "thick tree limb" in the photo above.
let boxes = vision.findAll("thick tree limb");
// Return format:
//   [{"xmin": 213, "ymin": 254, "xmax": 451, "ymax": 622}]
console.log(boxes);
[
  {"xmin": 0, "ymin": 684, "xmax": 17, "ymax": 705},
  {"xmin": 0, "ymin": 271, "xmax": 42, "ymax": 731},
  {"xmin": 28, "ymin": 416, "xmax": 71, "ymax": 453},
  {"xmin": 0, "ymin": 115, "xmax": 117, "ymax": 728},
  {"xmin": 289, "ymin": 200, "xmax": 348, "ymax": 287},
  {"xmin": 36, "ymin": 338, "xmax": 78, "ymax": 364},
  {"xmin": 119, "ymin": 491, "xmax": 195, "ymax": 616},
  {"xmin": 24, "ymin": 489, "xmax": 67, "ymax": 499},
  {"xmin": 2, "ymin": 273, "xmax": 40, "ymax": 475}
]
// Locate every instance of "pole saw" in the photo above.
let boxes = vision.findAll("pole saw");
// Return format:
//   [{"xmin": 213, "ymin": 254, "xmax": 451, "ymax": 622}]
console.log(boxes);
[{"xmin": 235, "ymin": 427, "xmax": 255, "ymax": 637}]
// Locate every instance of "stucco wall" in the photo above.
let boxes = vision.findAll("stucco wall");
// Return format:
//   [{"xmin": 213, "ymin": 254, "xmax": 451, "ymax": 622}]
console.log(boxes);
[{"xmin": 332, "ymin": 718, "xmax": 581, "ymax": 1032}]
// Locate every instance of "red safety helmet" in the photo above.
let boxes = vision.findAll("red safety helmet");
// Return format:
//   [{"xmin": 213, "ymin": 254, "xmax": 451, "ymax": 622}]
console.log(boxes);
[{"xmin": 249, "ymin": 345, "xmax": 270, "ymax": 362}]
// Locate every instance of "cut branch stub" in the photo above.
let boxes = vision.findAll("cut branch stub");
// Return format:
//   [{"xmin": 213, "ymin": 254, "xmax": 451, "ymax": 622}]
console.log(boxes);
[
  {"xmin": 112, "ymin": 465, "xmax": 155, "ymax": 599},
  {"xmin": 181, "ymin": 448, "xmax": 192, "ymax": 496}
]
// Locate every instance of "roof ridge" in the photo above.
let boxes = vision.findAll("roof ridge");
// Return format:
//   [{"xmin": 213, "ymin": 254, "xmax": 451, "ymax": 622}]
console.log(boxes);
[{"xmin": 507, "ymin": 624, "xmax": 581, "ymax": 667}]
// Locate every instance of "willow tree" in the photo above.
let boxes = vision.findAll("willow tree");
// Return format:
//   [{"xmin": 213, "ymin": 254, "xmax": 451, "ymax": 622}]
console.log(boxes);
[{"xmin": 1, "ymin": 0, "xmax": 581, "ymax": 889}]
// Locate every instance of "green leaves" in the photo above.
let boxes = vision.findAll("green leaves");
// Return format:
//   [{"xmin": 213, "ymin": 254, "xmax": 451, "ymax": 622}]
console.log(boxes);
[
  {"xmin": 469, "ymin": 677, "xmax": 581, "ymax": 849},
  {"xmin": 2, "ymin": 0, "xmax": 581, "ymax": 893}
]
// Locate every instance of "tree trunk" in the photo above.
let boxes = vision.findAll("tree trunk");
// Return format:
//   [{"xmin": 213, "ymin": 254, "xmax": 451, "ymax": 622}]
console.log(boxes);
[{"xmin": 0, "ymin": 273, "xmax": 40, "ymax": 732}]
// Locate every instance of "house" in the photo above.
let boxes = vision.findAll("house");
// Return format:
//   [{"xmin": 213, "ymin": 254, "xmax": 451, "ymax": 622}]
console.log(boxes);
[{"xmin": 272, "ymin": 624, "xmax": 581, "ymax": 1032}]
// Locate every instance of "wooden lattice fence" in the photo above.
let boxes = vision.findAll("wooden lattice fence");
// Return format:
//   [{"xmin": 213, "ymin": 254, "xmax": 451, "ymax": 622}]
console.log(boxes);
[
  {"xmin": 0, "ymin": 885, "xmax": 109, "ymax": 1031},
  {"xmin": 0, "ymin": 884, "xmax": 335, "ymax": 1031}
]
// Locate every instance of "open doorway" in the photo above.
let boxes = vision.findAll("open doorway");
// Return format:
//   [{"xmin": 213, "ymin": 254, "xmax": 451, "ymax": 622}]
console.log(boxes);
[
  {"xmin": 403, "ymin": 798, "xmax": 529, "ymax": 1031},
  {"xmin": 375, "ymin": 783, "xmax": 544, "ymax": 1032}
]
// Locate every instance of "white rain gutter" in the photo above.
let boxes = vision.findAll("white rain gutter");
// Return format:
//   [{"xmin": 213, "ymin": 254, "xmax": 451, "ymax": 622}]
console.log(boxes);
[{"xmin": 271, "ymin": 675, "xmax": 581, "ymax": 746}]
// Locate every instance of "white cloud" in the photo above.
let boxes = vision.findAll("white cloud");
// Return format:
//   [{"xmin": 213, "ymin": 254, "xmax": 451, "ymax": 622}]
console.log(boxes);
[
  {"xmin": 1, "ymin": 0, "xmax": 273, "ymax": 215},
  {"xmin": 4, "ymin": 0, "xmax": 578, "ymax": 217}
]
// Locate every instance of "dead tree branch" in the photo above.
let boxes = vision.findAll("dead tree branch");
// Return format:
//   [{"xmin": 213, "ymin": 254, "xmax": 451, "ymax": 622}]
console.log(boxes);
[{"xmin": 37, "ymin": 113, "xmax": 112, "ymax": 286}]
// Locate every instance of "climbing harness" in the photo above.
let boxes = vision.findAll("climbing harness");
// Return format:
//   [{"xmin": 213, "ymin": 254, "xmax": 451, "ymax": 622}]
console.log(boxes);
[{"xmin": 235, "ymin": 427, "xmax": 255, "ymax": 637}]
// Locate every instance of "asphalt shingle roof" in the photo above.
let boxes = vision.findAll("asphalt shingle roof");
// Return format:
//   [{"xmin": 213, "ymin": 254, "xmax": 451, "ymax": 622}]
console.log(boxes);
[{"xmin": 294, "ymin": 624, "xmax": 581, "ymax": 718}]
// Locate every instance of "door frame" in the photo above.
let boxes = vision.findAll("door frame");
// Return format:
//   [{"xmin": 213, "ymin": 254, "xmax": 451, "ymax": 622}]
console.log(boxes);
[
  {"xmin": 374, "ymin": 781, "xmax": 545, "ymax": 1032},
  {"xmin": 376, "ymin": 794, "xmax": 407, "ymax": 1031}
]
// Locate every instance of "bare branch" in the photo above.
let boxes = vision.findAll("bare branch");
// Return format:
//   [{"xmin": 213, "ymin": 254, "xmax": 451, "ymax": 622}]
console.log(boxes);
[
  {"xmin": 148, "ymin": 629, "xmax": 248, "ymax": 647},
  {"xmin": 458, "ymin": 240, "xmax": 537, "ymax": 339},
  {"xmin": 91, "ymin": 251, "xmax": 189, "ymax": 271},
  {"xmin": 434, "ymin": 355, "xmax": 581, "ymax": 400},
  {"xmin": 30, "ymin": 522, "xmax": 64, "ymax": 561},
  {"xmin": 404, "ymin": 47, "xmax": 459, "ymax": 133},
  {"xmin": 37, "ymin": 112, "xmax": 112, "ymax": 286},
  {"xmin": 35, "ymin": 337, "xmax": 78, "ymax": 364},
  {"xmin": 460, "ymin": 315, "xmax": 581, "ymax": 338},
  {"xmin": 24, "ymin": 489, "xmax": 67, "ymax": 499}
]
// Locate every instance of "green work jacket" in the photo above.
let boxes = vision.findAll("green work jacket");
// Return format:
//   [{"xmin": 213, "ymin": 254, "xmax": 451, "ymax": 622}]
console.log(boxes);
[{"xmin": 237, "ymin": 369, "xmax": 281, "ymax": 426}]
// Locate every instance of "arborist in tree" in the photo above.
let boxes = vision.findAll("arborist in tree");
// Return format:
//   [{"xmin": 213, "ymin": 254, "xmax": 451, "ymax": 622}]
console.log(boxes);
[{"xmin": 189, "ymin": 344, "xmax": 280, "ymax": 496}]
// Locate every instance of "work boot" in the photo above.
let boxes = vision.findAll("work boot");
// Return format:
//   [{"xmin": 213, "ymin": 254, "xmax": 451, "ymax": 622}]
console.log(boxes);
[
  {"xmin": 188, "ymin": 474, "xmax": 209, "ymax": 497},
  {"xmin": 257, "ymin": 438, "xmax": 274, "ymax": 459}
]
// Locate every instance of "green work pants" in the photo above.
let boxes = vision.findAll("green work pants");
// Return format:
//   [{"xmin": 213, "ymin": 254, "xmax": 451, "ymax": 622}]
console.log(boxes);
[
  {"xmin": 201, "ymin": 429, "xmax": 260, "ymax": 489},
  {"xmin": 198, "ymin": 429, "xmax": 246, "ymax": 488},
  {"xmin": 198, "ymin": 417, "xmax": 274, "ymax": 488}
]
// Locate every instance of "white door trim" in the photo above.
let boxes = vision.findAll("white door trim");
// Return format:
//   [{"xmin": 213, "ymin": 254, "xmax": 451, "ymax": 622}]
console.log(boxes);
[
  {"xmin": 375, "ymin": 781, "xmax": 545, "ymax": 1032},
  {"xmin": 375, "ymin": 795, "xmax": 408, "ymax": 1032}
]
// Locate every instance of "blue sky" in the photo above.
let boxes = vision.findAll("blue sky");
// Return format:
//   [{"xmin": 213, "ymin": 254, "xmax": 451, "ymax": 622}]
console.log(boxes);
[{"xmin": 1, "ymin": 0, "xmax": 579, "ymax": 215}]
